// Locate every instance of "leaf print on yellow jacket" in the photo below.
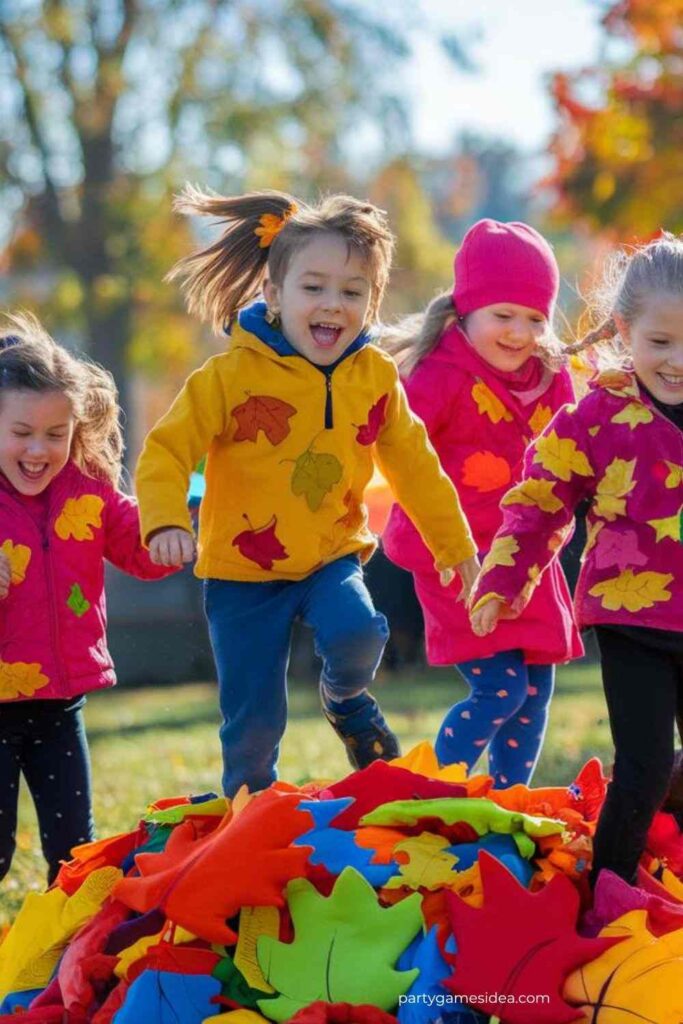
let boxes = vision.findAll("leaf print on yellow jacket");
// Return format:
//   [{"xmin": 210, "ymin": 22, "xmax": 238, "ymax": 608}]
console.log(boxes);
[
  {"xmin": 593, "ymin": 458, "xmax": 637, "ymax": 522},
  {"xmin": 0, "ymin": 660, "xmax": 49, "ymax": 700},
  {"xmin": 0, "ymin": 539, "xmax": 31, "ymax": 585},
  {"xmin": 533, "ymin": 430, "xmax": 593, "ymax": 482},
  {"xmin": 55, "ymin": 495, "xmax": 105, "ymax": 541},
  {"xmin": 136, "ymin": 313, "xmax": 476, "ymax": 583}
]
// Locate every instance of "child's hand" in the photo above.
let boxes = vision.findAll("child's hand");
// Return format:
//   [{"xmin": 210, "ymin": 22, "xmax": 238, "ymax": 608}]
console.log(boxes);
[
  {"xmin": 149, "ymin": 528, "xmax": 195, "ymax": 566},
  {"xmin": 470, "ymin": 598, "xmax": 504, "ymax": 637},
  {"xmin": 439, "ymin": 555, "xmax": 480, "ymax": 603},
  {"xmin": 0, "ymin": 552, "xmax": 10, "ymax": 599}
]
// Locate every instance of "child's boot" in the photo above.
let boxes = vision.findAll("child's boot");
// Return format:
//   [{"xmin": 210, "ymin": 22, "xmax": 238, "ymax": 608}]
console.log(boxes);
[{"xmin": 320, "ymin": 687, "xmax": 400, "ymax": 770}]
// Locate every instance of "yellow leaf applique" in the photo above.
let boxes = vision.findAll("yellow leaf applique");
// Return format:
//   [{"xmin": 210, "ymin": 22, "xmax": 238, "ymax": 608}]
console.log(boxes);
[
  {"xmin": 480, "ymin": 535, "xmax": 519, "ymax": 574},
  {"xmin": 385, "ymin": 833, "xmax": 458, "ymax": 891},
  {"xmin": 588, "ymin": 425, "xmax": 601, "ymax": 437},
  {"xmin": 501, "ymin": 478, "xmax": 563, "ymax": 514},
  {"xmin": 611, "ymin": 402, "xmax": 653, "ymax": 429},
  {"xmin": 528, "ymin": 403, "xmax": 552, "ymax": 437},
  {"xmin": 647, "ymin": 511, "xmax": 681, "ymax": 543},
  {"xmin": 582, "ymin": 520, "xmax": 604, "ymax": 559},
  {"xmin": 533, "ymin": 431, "xmax": 593, "ymax": 482},
  {"xmin": 471, "ymin": 379, "xmax": 513, "ymax": 424},
  {"xmin": 0, "ymin": 540, "xmax": 31, "ymax": 585},
  {"xmin": 589, "ymin": 570, "xmax": 673, "ymax": 613},
  {"xmin": 0, "ymin": 660, "xmax": 49, "ymax": 700},
  {"xmin": 663, "ymin": 462, "xmax": 683, "ymax": 489},
  {"xmin": 593, "ymin": 458, "xmax": 637, "ymax": 522},
  {"xmin": 548, "ymin": 523, "xmax": 573, "ymax": 553},
  {"xmin": 54, "ymin": 495, "xmax": 105, "ymax": 542}
]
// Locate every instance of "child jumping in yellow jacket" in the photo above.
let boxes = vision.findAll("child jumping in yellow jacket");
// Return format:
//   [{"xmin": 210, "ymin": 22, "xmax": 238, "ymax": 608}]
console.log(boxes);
[{"xmin": 136, "ymin": 187, "xmax": 478, "ymax": 796}]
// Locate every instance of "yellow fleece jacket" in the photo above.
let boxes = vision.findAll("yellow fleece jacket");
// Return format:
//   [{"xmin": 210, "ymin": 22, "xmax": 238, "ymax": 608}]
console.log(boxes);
[{"xmin": 135, "ymin": 320, "xmax": 475, "ymax": 582}]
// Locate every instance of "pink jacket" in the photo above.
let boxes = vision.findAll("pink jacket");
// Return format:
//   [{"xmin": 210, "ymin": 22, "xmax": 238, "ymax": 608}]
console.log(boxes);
[
  {"xmin": 383, "ymin": 324, "xmax": 583, "ymax": 664},
  {"xmin": 0, "ymin": 462, "xmax": 173, "ymax": 702},
  {"xmin": 471, "ymin": 369, "xmax": 683, "ymax": 632}
]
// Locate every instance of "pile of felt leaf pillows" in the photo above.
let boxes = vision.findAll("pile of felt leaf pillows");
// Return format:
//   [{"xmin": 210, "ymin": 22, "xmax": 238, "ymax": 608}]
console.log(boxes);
[{"xmin": 1, "ymin": 742, "xmax": 683, "ymax": 1024}]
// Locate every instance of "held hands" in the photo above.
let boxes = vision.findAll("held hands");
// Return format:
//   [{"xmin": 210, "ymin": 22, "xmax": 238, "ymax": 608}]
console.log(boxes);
[
  {"xmin": 0, "ymin": 552, "xmax": 10, "ymax": 599},
  {"xmin": 439, "ymin": 554, "xmax": 480, "ymax": 604},
  {"xmin": 470, "ymin": 597, "xmax": 505, "ymax": 637},
  {"xmin": 149, "ymin": 528, "xmax": 195, "ymax": 567}
]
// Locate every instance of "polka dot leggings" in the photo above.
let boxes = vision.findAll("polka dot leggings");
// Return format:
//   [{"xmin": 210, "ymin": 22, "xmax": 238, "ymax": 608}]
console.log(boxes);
[
  {"xmin": 435, "ymin": 650, "xmax": 555, "ymax": 787},
  {"xmin": 0, "ymin": 697, "xmax": 95, "ymax": 886}
]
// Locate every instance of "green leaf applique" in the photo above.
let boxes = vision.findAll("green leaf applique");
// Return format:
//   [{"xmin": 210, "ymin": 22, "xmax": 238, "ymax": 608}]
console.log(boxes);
[{"xmin": 67, "ymin": 583, "xmax": 91, "ymax": 618}]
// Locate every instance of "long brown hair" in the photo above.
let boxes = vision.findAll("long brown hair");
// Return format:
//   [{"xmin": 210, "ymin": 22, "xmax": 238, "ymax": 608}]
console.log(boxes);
[
  {"xmin": 167, "ymin": 186, "xmax": 395, "ymax": 333},
  {"xmin": 0, "ymin": 313, "xmax": 123, "ymax": 485}
]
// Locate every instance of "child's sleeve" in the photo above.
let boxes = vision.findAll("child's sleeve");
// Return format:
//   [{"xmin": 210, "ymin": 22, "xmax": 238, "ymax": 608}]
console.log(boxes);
[
  {"xmin": 374, "ymin": 369, "xmax": 476, "ymax": 570},
  {"xmin": 471, "ymin": 400, "xmax": 596, "ymax": 614},
  {"xmin": 103, "ymin": 488, "xmax": 178, "ymax": 579},
  {"xmin": 135, "ymin": 358, "xmax": 228, "ymax": 544}
]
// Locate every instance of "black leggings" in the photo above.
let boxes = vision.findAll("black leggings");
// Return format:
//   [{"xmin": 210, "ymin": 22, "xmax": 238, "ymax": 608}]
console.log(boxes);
[
  {"xmin": 591, "ymin": 627, "xmax": 683, "ymax": 886},
  {"xmin": 0, "ymin": 698, "xmax": 95, "ymax": 886}
]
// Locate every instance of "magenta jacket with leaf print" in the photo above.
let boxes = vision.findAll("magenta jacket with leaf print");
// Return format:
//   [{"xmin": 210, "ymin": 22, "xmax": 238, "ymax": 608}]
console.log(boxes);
[
  {"xmin": 383, "ymin": 323, "xmax": 583, "ymax": 665},
  {"xmin": 471, "ymin": 369, "xmax": 683, "ymax": 632},
  {"xmin": 0, "ymin": 461, "xmax": 174, "ymax": 703}
]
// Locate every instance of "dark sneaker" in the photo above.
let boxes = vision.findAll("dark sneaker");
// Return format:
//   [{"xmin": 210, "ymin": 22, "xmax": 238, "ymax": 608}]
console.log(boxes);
[{"xmin": 321, "ymin": 690, "xmax": 401, "ymax": 770}]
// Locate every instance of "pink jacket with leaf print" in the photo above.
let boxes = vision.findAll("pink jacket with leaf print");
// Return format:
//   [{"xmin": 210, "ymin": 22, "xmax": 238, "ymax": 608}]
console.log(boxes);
[
  {"xmin": 383, "ymin": 323, "xmax": 583, "ymax": 664},
  {"xmin": 0, "ymin": 461, "xmax": 174, "ymax": 702},
  {"xmin": 471, "ymin": 369, "xmax": 683, "ymax": 632}
]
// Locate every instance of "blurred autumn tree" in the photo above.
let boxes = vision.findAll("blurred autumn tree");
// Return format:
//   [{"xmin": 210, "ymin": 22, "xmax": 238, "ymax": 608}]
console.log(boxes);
[
  {"xmin": 546, "ymin": 0, "xmax": 683, "ymax": 236},
  {"xmin": 0, "ymin": 0, "xmax": 414, "ymax": 429}
]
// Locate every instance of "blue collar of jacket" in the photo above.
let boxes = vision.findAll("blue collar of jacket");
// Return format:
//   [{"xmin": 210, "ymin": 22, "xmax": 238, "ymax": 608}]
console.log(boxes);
[{"xmin": 236, "ymin": 301, "xmax": 372, "ymax": 371}]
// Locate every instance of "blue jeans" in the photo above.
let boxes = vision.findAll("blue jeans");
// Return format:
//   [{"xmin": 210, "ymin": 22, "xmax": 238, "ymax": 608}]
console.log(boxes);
[{"xmin": 204, "ymin": 556, "xmax": 389, "ymax": 796}]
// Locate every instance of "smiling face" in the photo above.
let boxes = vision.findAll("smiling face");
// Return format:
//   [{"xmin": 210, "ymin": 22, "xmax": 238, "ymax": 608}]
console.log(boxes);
[
  {"xmin": 264, "ymin": 233, "xmax": 372, "ymax": 366},
  {"xmin": 0, "ymin": 389, "xmax": 74, "ymax": 495},
  {"xmin": 462, "ymin": 302, "xmax": 549, "ymax": 372},
  {"xmin": 617, "ymin": 295, "xmax": 683, "ymax": 404}
]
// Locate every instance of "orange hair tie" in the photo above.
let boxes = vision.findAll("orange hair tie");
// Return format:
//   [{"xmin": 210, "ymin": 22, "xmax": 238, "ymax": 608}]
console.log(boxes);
[{"xmin": 254, "ymin": 203, "xmax": 298, "ymax": 249}]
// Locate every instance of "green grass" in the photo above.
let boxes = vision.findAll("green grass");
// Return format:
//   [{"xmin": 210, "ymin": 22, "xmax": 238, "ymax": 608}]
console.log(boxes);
[{"xmin": 0, "ymin": 660, "xmax": 611, "ymax": 925}]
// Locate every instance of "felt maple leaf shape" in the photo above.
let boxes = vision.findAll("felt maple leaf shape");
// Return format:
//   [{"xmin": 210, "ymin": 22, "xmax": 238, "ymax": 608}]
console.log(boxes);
[
  {"xmin": 232, "ymin": 394, "xmax": 297, "ymax": 446},
  {"xmin": 564, "ymin": 909, "xmax": 683, "ymax": 1024},
  {"xmin": 356, "ymin": 394, "xmax": 389, "ymax": 445},
  {"xmin": 444, "ymin": 852, "xmax": 621, "ymax": 1024},
  {"xmin": 323, "ymin": 759, "xmax": 468, "ymax": 830},
  {"xmin": 114, "ymin": 790, "xmax": 313, "ymax": 944},
  {"xmin": 290, "ymin": 447, "xmax": 343, "ymax": 511},
  {"xmin": 461, "ymin": 450, "xmax": 512, "ymax": 493},
  {"xmin": 289, "ymin": 1001, "xmax": 398, "ymax": 1024},
  {"xmin": 232, "ymin": 514, "xmax": 289, "ymax": 570},
  {"xmin": 256, "ymin": 866, "xmax": 422, "ymax": 1021},
  {"xmin": 54, "ymin": 495, "xmax": 105, "ymax": 541},
  {"xmin": 0, "ymin": 539, "xmax": 31, "ymax": 584},
  {"xmin": 471, "ymin": 379, "xmax": 513, "ymax": 424}
]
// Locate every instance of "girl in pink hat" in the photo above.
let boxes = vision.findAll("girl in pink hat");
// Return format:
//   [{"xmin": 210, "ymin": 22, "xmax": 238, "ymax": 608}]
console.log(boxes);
[
  {"xmin": 382, "ymin": 219, "xmax": 582, "ymax": 786},
  {"xmin": 470, "ymin": 233, "xmax": 683, "ymax": 884}
]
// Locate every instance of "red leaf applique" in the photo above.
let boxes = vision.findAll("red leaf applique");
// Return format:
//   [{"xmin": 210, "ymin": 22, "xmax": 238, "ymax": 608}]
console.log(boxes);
[
  {"xmin": 356, "ymin": 394, "xmax": 389, "ymax": 446},
  {"xmin": 233, "ymin": 514, "xmax": 289, "ymax": 570},
  {"xmin": 443, "ymin": 851, "xmax": 621, "ymax": 1024},
  {"xmin": 232, "ymin": 394, "xmax": 297, "ymax": 445}
]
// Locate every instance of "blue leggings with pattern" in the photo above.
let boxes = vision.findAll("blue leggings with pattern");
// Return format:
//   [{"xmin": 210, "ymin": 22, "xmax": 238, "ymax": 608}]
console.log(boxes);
[{"xmin": 435, "ymin": 650, "xmax": 555, "ymax": 787}]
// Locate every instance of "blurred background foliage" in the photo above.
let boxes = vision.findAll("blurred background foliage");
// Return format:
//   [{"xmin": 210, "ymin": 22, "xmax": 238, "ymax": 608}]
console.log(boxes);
[{"xmin": 0, "ymin": 0, "xmax": 680, "ymax": 455}]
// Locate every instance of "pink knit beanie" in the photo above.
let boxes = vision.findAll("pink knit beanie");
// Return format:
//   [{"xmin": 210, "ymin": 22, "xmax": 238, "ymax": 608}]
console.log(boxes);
[{"xmin": 453, "ymin": 219, "xmax": 560, "ymax": 319}]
